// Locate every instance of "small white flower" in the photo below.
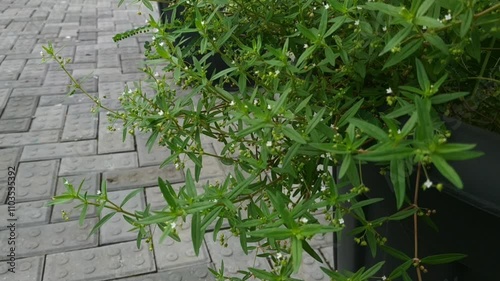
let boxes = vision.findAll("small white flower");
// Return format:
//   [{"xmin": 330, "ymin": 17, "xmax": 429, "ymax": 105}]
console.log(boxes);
[
  {"xmin": 253, "ymin": 99, "xmax": 259, "ymax": 105},
  {"xmin": 444, "ymin": 13, "xmax": 452, "ymax": 21},
  {"xmin": 152, "ymin": 36, "xmax": 156, "ymax": 40},
  {"xmin": 158, "ymin": 110, "xmax": 164, "ymax": 116},
  {"xmin": 286, "ymin": 51, "xmax": 296, "ymax": 62},
  {"xmin": 159, "ymin": 42, "xmax": 165, "ymax": 47},
  {"xmin": 386, "ymin": 87, "xmax": 393, "ymax": 94},
  {"xmin": 152, "ymin": 28, "xmax": 159, "ymax": 33},
  {"xmin": 354, "ymin": 20, "xmax": 360, "ymax": 26},
  {"xmin": 422, "ymin": 26, "xmax": 427, "ymax": 31},
  {"xmin": 175, "ymin": 163, "xmax": 180, "ymax": 170},
  {"xmin": 229, "ymin": 100, "xmax": 235, "ymax": 106},
  {"xmin": 275, "ymin": 70, "xmax": 280, "ymax": 75},
  {"xmin": 40, "ymin": 51, "xmax": 44, "ymax": 56},
  {"xmin": 65, "ymin": 36, "xmax": 71, "ymax": 39},
  {"xmin": 200, "ymin": 20, "xmax": 205, "ymax": 26},
  {"xmin": 212, "ymin": 37, "xmax": 216, "ymax": 41},
  {"xmin": 321, "ymin": 185, "xmax": 328, "ymax": 192},
  {"xmin": 145, "ymin": 19, "xmax": 149, "ymax": 24},
  {"xmin": 339, "ymin": 218, "xmax": 345, "ymax": 224},
  {"xmin": 97, "ymin": 190, "xmax": 102, "ymax": 195},
  {"xmin": 424, "ymin": 179, "xmax": 433, "ymax": 188},
  {"xmin": 170, "ymin": 222, "xmax": 176, "ymax": 228},
  {"xmin": 276, "ymin": 252, "xmax": 283, "ymax": 259},
  {"xmin": 266, "ymin": 141, "xmax": 272, "ymax": 147},
  {"xmin": 356, "ymin": 6, "xmax": 362, "ymax": 10},
  {"xmin": 64, "ymin": 180, "xmax": 69, "ymax": 185},
  {"xmin": 267, "ymin": 104, "xmax": 272, "ymax": 110},
  {"xmin": 300, "ymin": 217, "xmax": 308, "ymax": 224},
  {"xmin": 397, "ymin": 129, "xmax": 402, "ymax": 134},
  {"xmin": 303, "ymin": 43, "xmax": 309, "ymax": 49},
  {"xmin": 382, "ymin": 276, "xmax": 387, "ymax": 281},
  {"xmin": 324, "ymin": 4, "xmax": 330, "ymax": 9},
  {"xmin": 128, "ymin": 89, "xmax": 133, "ymax": 94},
  {"xmin": 154, "ymin": 72, "xmax": 159, "ymax": 77},
  {"xmin": 382, "ymin": 25, "xmax": 387, "ymax": 32}
]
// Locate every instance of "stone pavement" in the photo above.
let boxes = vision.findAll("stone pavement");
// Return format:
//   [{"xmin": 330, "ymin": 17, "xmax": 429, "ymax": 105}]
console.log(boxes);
[{"xmin": 0, "ymin": 0, "xmax": 334, "ymax": 280}]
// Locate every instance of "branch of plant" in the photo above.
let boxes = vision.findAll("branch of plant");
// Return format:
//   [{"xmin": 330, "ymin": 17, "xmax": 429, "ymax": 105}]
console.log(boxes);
[{"xmin": 413, "ymin": 163, "xmax": 423, "ymax": 281}]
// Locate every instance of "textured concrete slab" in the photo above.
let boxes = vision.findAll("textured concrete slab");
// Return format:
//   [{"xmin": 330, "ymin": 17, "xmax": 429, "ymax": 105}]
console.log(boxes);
[
  {"xmin": 16, "ymin": 160, "xmax": 59, "ymax": 202},
  {"xmin": 0, "ymin": 118, "xmax": 30, "ymax": 133},
  {"xmin": 98, "ymin": 113, "xmax": 135, "ymax": 154},
  {"xmin": 59, "ymin": 152, "xmax": 138, "ymax": 176},
  {"xmin": 320, "ymin": 247, "xmax": 334, "ymax": 270},
  {"xmin": 30, "ymin": 105, "xmax": 67, "ymax": 131},
  {"xmin": 21, "ymin": 140, "xmax": 97, "ymax": 161},
  {"xmin": 0, "ymin": 96, "xmax": 38, "ymax": 119},
  {"xmin": 0, "ymin": 147, "xmax": 21, "ymax": 183},
  {"xmin": 292, "ymin": 253, "xmax": 332, "ymax": 281},
  {"xmin": 51, "ymin": 173, "xmax": 99, "ymax": 223},
  {"xmin": 0, "ymin": 130, "xmax": 60, "ymax": 147},
  {"xmin": 103, "ymin": 165, "xmax": 184, "ymax": 191},
  {"xmin": 135, "ymin": 131, "xmax": 170, "ymax": 167},
  {"xmin": 0, "ymin": 218, "xmax": 98, "ymax": 260},
  {"xmin": 117, "ymin": 264, "xmax": 215, "ymax": 281},
  {"xmin": 61, "ymin": 113, "xmax": 98, "ymax": 141},
  {"xmin": 39, "ymin": 93, "xmax": 96, "ymax": 106},
  {"xmin": 44, "ymin": 241, "xmax": 156, "ymax": 281},
  {"xmin": 0, "ymin": 200, "xmax": 50, "ymax": 229},
  {"xmin": 0, "ymin": 256, "xmax": 44, "ymax": 281},
  {"xmin": 100, "ymin": 190, "xmax": 146, "ymax": 244}
]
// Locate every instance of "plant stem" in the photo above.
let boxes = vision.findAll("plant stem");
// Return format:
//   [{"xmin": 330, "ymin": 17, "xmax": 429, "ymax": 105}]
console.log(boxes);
[
  {"xmin": 471, "ymin": 38, "xmax": 496, "ymax": 97},
  {"xmin": 414, "ymin": 164, "xmax": 423, "ymax": 281},
  {"xmin": 474, "ymin": 3, "xmax": 500, "ymax": 19}
]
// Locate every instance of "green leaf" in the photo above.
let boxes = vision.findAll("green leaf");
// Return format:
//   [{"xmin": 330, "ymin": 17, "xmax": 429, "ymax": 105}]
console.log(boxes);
[
  {"xmin": 432, "ymin": 154, "xmax": 463, "ymax": 188},
  {"xmin": 350, "ymin": 198, "xmax": 384, "ymax": 210},
  {"xmin": 414, "ymin": 16, "xmax": 445, "ymax": 28},
  {"xmin": 249, "ymin": 268, "xmax": 277, "ymax": 280},
  {"xmin": 416, "ymin": 0, "xmax": 435, "ymax": 16},
  {"xmin": 423, "ymin": 33, "xmax": 449, "ymax": 54},
  {"xmin": 101, "ymin": 178, "xmax": 108, "ymax": 198},
  {"xmin": 439, "ymin": 150, "xmax": 484, "ymax": 161},
  {"xmin": 355, "ymin": 148, "xmax": 414, "ymax": 162},
  {"xmin": 120, "ymin": 188, "xmax": 143, "ymax": 208},
  {"xmin": 383, "ymin": 39, "xmax": 422, "ymax": 69},
  {"xmin": 390, "ymin": 159, "xmax": 406, "ymax": 209},
  {"xmin": 227, "ymin": 173, "xmax": 258, "ymax": 200},
  {"xmin": 349, "ymin": 118, "xmax": 389, "ymax": 141},
  {"xmin": 415, "ymin": 59, "xmax": 430, "ymax": 91},
  {"xmin": 381, "ymin": 245, "xmax": 411, "ymax": 261},
  {"xmin": 421, "ymin": 253, "xmax": 467, "ymax": 265},
  {"xmin": 296, "ymin": 23, "xmax": 317, "ymax": 42},
  {"xmin": 415, "ymin": 97, "xmax": 433, "ymax": 141},
  {"xmin": 141, "ymin": 0, "xmax": 154, "ymax": 11},
  {"xmin": 460, "ymin": 9, "xmax": 473, "ymax": 38},
  {"xmin": 192, "ymin": 212, "xmax": 203, "ymax": 256},
  {"xmin": 430, "ymin": 92, "xmax": 469, "ymax": 104},
  {"xmin": 294, "ymin": 95, "xmax": 312, "ymax": 113},
  {"xmin": 305, "ymin": 108, "xmax": 326, "ymax": 134},
  {"xmin": 79, "ymin": 204, "xmax": 88, "ymax": 226},
  {"xmin": 339, "ymin": 154, "xmax": 353, "ymax": 179},
  {"xmin": 291, "ymin": 236, "xmax": 302, "ymax": 273},
  {"xmin": 249, "ymin": 228, "xmax": 293, "ymax": 239},
  {"xmin": 235, "ymin": 122, "xmax": 268, "ymax": 138},
  {"xmin": 185, "ymin": 169, "xmax": 197, "ymax": 198},
  {"xmin": 380, "ymin": 25, "xmax": 413, "ymax": 56},
  {"xmin": 137, "ymin": 212, "xmax": 174, "ymax": 224},
  {"xmin": 200, "ymin": 206, "xmax": 223, "ymax": 230},
  {"xmin": 364, "ymin": 2, "xmax": 404, "ymax": 17},
  {"xmin": 158, "ymin": 177, "xmax": 178, "ymax": 210},
  {"xmin": 388, "ymin": 259, "xmax": 413, "ymax": 279},
  {"xmin": 282, "ymin": 126, "xmax": 307, "ymax": 144},
  {"xmin": 389, "ymin": 208, "xmax": 418, "ymax": 220},
  {"xmin": 360, "ymin": 261, "xmax": 385, "ymax": 280},
  {"xmin": 88, "ymin": 212, "xmax": 115, "ymax": 238},
  {"xmin": 338, "ymin": 99, "xmax": 364, "ymax": 127}
]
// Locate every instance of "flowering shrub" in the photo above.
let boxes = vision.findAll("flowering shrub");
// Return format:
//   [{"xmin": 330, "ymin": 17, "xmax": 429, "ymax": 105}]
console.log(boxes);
[{"xmin": 47, "ymin": 0, "xmax": 499, "ymax": 280}]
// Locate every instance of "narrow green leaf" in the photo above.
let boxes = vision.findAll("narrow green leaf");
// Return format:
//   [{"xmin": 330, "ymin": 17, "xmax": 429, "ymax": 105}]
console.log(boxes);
[
  {"xmin": 338, "ymin": 99, "xmax": 364, "ymax": 127},
  {"xmin": 158, "ymin": 177, "xmax": 178, "ymax": 209},
  {"xmin": 291, "ymin": 236, "xmax": 302, "ymax": 273},
  {"xmin": 460, "ymin": 9, "xmax": 473, "ymax": 38},
  {"xmin": 339, "ymin": 154, "xmax": 353, "ymax": 179},
  {"xmin": 185, "ymin": 169, "xmax": 197, "ymax": 198},
  {"xmin": 388, "ymin": 259, "xmax": 413, "ymax": 279},
  {"xmin": 415, "ymin": 97, "xmax": 433, "ymax": 141},
  {"xmin": 200, "ymin": 206, "xmax": 223, "ymax": 230},
  {"xmin": 421, "ymin": 253, "xmax": 467, "ymax": 265},
  {"xmin": 88, "ymin": 212, "xmax": 115, "ymax": 238},
  {"xmin": 390, "ymin": 159, "xmax": 406, "ymax": 209},
  {"xmin": 380, "ymin": 25, "xmax": 412, "ymax": 56},
  {"xmin": 388, "ymin": 208, "xmax": 418, "ymax": 220},
  {"xmin": 294, "ymin": 95, "xmax": 312, "ymax": 113},
  {"xmin": 381, "ymin": 245, "xmax": 411, "ymax": 261},
  {"xmin": 282, "ymin": 126, "xmax": 306, "ymax": 144},
  {"xmin": 415, "ymin": 59, "xmax": 430, "ymax": 91},
  {"xmin": 79, "ymin": 204, "xmax": 88, "ymax": 226},
  {"xmin": 306, "ymin": 108, "xmax": 326, "ymax": 134},
  {"xmin": 349, "ymin": 118, "xmax": 388, "ymax": 141},
  {"xmin": 101, "ymin": 178, "xmax": 108, "ymax": 198},
  {"xmin": 235, "ymin": 122, "xmax": 268, "ymax": 138},
  {"xmin": 361, "ymin": 261, "xmax": 385, "ymax": 279},
  {"xmin": 296, "ymin": 23, "xmax": 317, "ymax": 42},
  {"xmin": 416, "ymin": 0, "xmax": 435, "ymax": 16},
  {"xmin": 249, "ymin": 228, "xmax": 293, "ymax": 239},
  {"xmin": 141, "ymin": 0, "xmax": 154, "ymax": 11},
  {"xmin": 227, "ymin": 173, "xmax": 257, "ymax": 200},
  {"xmin": 366, "ymin": 230, "xmax": 377, "ymax": 257},
  {"xmin": 296, "ymin": 44, "xmax": 317, "ymax": 66},
  {"xmin": 430, "ymin": 92, "xmax": 469, "ymax": 104},
  {"xmin": 350, "ymin": 198, "xmax": 384, "ymax": 210},
  {"xmin": 364, "ymin": 2, "xmax": 404, "ymax": 17},
  {"xmin": 414, "ymin": 16, "xmax": 445, "ymax": 28},
  {"xmin": 355, "ymin": 148, "xmax": 414, "ymax": 161},
  {"xmin": 423, "ymin": 33, "xmax": 449, "ymax": 54},
  {"xmin": 249, "ymin": 268, "xmax": 277, "ymax": 280},
  {"xmin": 120, "ymin": 188, "xmax": 143, "ymax": 208},
  {"xmin": 192, "ymin": 212, "xmax": 203, "ymax": 256},
  {"xmin": 439, "ymin": 150, "xmax": 484, "ymax": 161},
  {"xmin": 432, "ymin": 154, "xmax": 463, "ymax": 188},
  {"xmin": 383, "ymin": 40, "xmax": 422, "ymax": 69}
]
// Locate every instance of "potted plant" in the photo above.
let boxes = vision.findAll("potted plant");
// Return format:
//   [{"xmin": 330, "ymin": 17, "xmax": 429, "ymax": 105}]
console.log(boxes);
[{"xmin": 45, "ymin": 0, "xmax": 500, "ymax": 280}]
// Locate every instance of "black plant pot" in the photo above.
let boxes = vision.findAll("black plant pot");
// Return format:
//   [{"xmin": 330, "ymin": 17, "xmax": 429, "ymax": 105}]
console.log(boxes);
[{"xmin": 335, "ymin": 118, "xmax": 500, "ymax": 281}]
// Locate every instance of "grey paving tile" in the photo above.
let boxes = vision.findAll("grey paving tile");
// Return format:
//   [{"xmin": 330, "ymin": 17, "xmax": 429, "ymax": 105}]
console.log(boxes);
[
  {"xmin": 12, "ymin": 85, "xmax": 70, "ymax": 97},
  {"xmin": 0, "ymin": 147, "xmax": 21, "ymax": 183},
  {"xmin": 100, "ymin": 190, "xmax": 145, "ymax": 244},
  {"xmin": 115, "ymin": 264, "xmax": 215, "ymax": 281},
  {"xmin": 43, "ymin": 71, "xmax": 70, "ymax": 86},
  {"xmin": 59, "ymin": 152, "xmax": 138, "ymax": 176},
  {"xmin": 135, "ymin": 131, "xmax": 170, "ymax": 167},
  {"xmin": 21, "ymin": 140, "xmax": 96, "ymax": 161},
  {"xmin": 61, "ymin": 113, "xmax": 98, "ymax": 141},
  {"xmin": 98, "ymin": 81, "xmax": 124, "ymax": 100},
  {"xmin": 0, "ymin": 89, "xmax": 10, "ymax": 110},
  {"xmin": 51, "ymin": 173, "xmax": 99, "ymax": 223},
  {"xmin": 0, "ymin": 218, "xmax": 98, "ymax": 261},
  {"xmin": 16, "ymin": 160, "xmax": 59, "ymax": 202},
  {"xmin": 38, "ymin": 93, "xmax": 95, "ymax": 106},
  {"xmin": 44, "ymin": 241, "xmax": 156, "ymax": 281},
  {"xmin": 0, "ymin": 256, "xmax": 44, "ymax": 281},
  {"xmin": 0, "ymin": 96, "xmax": 38, "ymax": 119},
  {"xmin": 184, "ymin": 143, "xmax": 227, "ymax": 180},
  {"xmin": 67, "ymin": 103, "xmax": 94, "ymax": 115},
  {"xmin": 0, "ymin": 130, "xmax": 60, "ymax": 147},
  {"xmin": 0, "ymin": 200, "xmax": 50, "ymax": 229},
  {"xmin": 103, "ymin": 165, "xmax": 184, "ymax": 191},
  {"xmin": 30, "ymin": 105, "xmax": 67, "ymax": 131},
  {"xmin": 98, "ymin": 113, "xmax": 135, "ymax": 154},
  {"xmin": 308, "ymin": 214, "xmax": 334, "ymax": 248},
  {"xmin": 320, "ymin": 247, "xmax": 334, "ymax": 270},
  {"xmin": 205, "ymin": 230, "xmax": 271, "ymax": 279},
  {"xmin": 292, "ymin": 252, "xmax": 331, "ymax": 281},
  {"xmin": 153, "ymin": 217, "xmax": 211, "ymax": 271},
  {"xmin": 0, "ymin": 118, "xmax": 31, "ymax": 133}
]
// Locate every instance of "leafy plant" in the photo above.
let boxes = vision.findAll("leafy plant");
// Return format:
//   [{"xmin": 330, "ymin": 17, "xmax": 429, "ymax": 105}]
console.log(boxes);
[{"xmin": 45, "ymin": 0, "xmax": 499, "ymax": 280}]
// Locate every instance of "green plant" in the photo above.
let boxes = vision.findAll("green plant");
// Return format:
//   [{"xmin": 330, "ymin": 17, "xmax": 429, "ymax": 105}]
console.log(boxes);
[{"xmin": 46, "ymin": 0, "xmax": 499, "ymax": 280}]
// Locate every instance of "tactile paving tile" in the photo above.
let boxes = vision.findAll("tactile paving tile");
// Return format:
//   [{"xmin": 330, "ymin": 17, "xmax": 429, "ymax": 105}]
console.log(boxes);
[
  {"xmin": 0, "ymin": 118, "xmax": 30, "ymax": 133},
  {"xmin": 0, "ymin": 200, "xmax": 50, "ymax": 229},
  {"xmin": 135, "ymin": 131, "xmax": 170, "ymax": 167},
  {"xmin": 117, "ymin": 264, "xmax": 215, "ymax": 281},
  {"xmin": 184, "ymin": 143, "xmax": 226, "ymax": 180},
  {"xmin": 16, "ymin": 160, "xmax": 59, "ymax": 202},
  {"xmin": 0, "ymin": 96, "xmax": 38, "ymax": 119},
  {"xmin": 320, "ymin": 247, "xmax": 335, "ymax": 270},
  {"xmin": 11, "ymin": 85, "xmax": 68, "ymax": 97},
  {"xmin": 0, "ymin": 218, "xmax": 98, "ymax": 260},
  {"xmin": 98, "ymin": 113, "xmax": 135, "ymax": 154},
  {"xmin": 153, "ymin": 216, "xmax": 211, "ymax": 271},
  {"xmin": 51, "ymin": 174, "xmax": 99, "ymax": 223},
  {"xmin": 0, "ymin": 147, "xmax": 21, "ymax": 182},
  {"xmin": 67, "ymin": 103, "xmax": 94, "ymax": 115},
  {"xmin": 0, "ymin": 89, "xmax": 10, "ymax": 110},
  {"xmin": 0, "ymin": 256, "xmax": 44, "ymax": 281},
  {"xmin": 21, "ymin": 140, "xmax": 97, "ymax": 161},
  {"xmin": 98, "ymin": 81, "xmax": 124, "ymax": 100},
  {"xmin": 30, "ymin": 105, "xmax": 67, "ymax": 131},
  {"xmin": 100, "ymin": 190, "xmax": 146, "ymax": 244},
  {"xmin": 205, "ymin": 230, "xmax": 272, "ymax": 279},
  {"xmin": 103, "ymin": 165, "xmax": 184, "ymax": 191},
  {"xmin": 59, "ymin": 152, "xmax": 138, "ymax": 176},
  {"xmin": 0, "ymin": 130, "xmax": 60, "ymax": 148},
  {"xmin": 39, "ymin": 93, "xmax": 96, "ymax": 106},
  {"xmin": 307, "ymin": 214, "xmax": 334, "ymax": 248},
  {"xmin": 292, "ymin": 252, "xmax": 331, "ymax": 281},
  {"xmin": 61, "ymin": 114, "xmax": 98, "ymax": 141},
  {"xmin": 44, "ymin": 241, "xmax": 156, "ymax": 281}
]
